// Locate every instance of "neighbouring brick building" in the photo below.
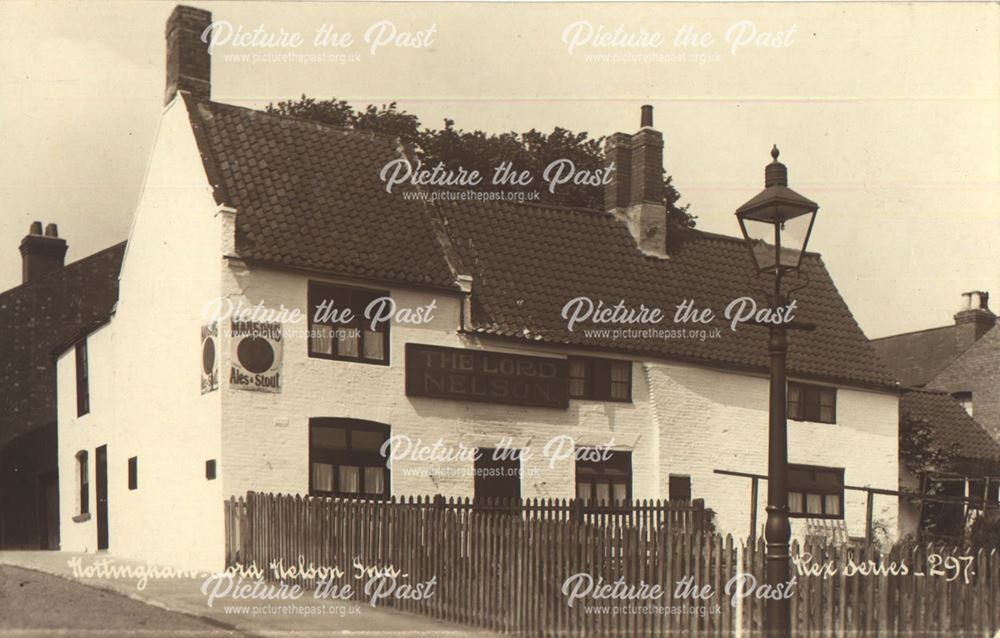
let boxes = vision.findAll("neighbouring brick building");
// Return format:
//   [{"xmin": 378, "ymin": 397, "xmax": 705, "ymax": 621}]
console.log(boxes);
[
  {"xmin": 55, "ymin": 5, "xmax": 901, "ymax": 571},
  {"xmin": 872, "ymin": 293, "xmax": 1000, "ymax": 537},
  {"xmin": 0, "ymin": 222, "xmax": 124, "ymax": 549},
  {"xmin": 872, "ymin": 290, "xmax": 1000, "ymax": 440}
]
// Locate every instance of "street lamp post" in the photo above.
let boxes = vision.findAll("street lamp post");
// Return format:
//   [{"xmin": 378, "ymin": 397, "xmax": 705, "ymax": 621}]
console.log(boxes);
[{"xmin": 735, "ymin": 146, "xmax": 819, "ymax": 637}]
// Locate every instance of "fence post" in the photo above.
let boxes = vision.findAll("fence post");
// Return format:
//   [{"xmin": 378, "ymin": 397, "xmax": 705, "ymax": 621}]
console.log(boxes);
[
  {"xmin": 916, "ymin": 473, "xmax": 927, "ymax": 544},
  {"xmin": 692, "ymin": 498, "xmax": 705, "ymax": 533},
  {"xmin": 865, "ymin": 488, "xmax": 875, "ymax": 546}
]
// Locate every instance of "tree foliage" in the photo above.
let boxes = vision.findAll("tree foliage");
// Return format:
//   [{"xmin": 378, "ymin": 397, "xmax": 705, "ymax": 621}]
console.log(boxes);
[
  {"xmin": 968, "ymin": 511, "xmax": 1000, "ymax": 550},
  {"xmin": 266, "ymin": 95, "xmax": 695, "ymax": 227},
  {"xmin": 900, "ymin": 416, "xmax": 958, "ymax": 477},
  {"xmin": 900, "ymin": 415, "xmax": 968, "ymax": 540}
]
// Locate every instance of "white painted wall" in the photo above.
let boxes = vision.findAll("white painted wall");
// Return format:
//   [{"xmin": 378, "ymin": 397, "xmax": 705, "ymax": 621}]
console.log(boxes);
[
  {"xmin": 218, "ymin": 266, "xmax": 657, "ymax": 504},
  {"xmin": 57, "ymin": 95, "xmax": 225, "ymax": 571},
  {"xmin": 57, "ymin": 324, "xmax": 113, "ymax": 553},
  {"xmin": 648, "ymin": 362, "xmax": 899, "ymax": 542},
  {"xmin": 219, "ymin": 263, "xmax": 900, "ymax": 543}
]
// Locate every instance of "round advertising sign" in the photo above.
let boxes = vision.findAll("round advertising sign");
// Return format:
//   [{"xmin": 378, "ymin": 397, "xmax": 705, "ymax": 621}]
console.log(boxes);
[{"xmin": 237, "ymin": 336, "xmax": 276, "ymax": 374}]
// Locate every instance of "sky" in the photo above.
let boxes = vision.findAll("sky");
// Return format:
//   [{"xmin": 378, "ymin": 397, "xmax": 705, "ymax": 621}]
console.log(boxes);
[{"xmin": 0, "ymin": 1, "xmax": 997, "ymax": 338}]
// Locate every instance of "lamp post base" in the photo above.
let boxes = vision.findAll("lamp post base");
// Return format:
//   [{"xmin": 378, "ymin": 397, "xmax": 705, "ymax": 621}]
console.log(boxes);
[{"xmin": 764, "ymin": 504, "xmax": 792, "ymax": 636}]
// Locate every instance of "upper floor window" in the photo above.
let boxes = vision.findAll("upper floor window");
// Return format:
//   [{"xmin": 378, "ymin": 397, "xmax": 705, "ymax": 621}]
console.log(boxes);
[
  {"xmin": 568, "ymin": 357, "xmax": 632, "ymax": 402},
  {"xmin": 952, "ymin": 392, "xmax": 973, "ymax": 417},
  {"xmin": 309, "ymin": 418, "xmax": 390, "ymax": 498},
  {"xmin": 75, "ymin": 340, "xmax": 90, "ymax": 416},
  {"xmin": 788, "ymin": 381, "xmax": 836, "ymax": 423},
  {"xmin": 308, "ymin": 282, "xmax": 389, "ymax": 365},
  {"xmin": 575, "ymin": 449, "xmax": 632, "ymax": 506},
  {"xmin": 788, "ymin": 464, "xmax": 844, "ymax": 519}
]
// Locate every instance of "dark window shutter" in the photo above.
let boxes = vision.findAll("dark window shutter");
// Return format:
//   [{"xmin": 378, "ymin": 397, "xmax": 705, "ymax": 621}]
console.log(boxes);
[{"xmin": 127, "ymin": 457, "xmax": 138, "ymax": 490}]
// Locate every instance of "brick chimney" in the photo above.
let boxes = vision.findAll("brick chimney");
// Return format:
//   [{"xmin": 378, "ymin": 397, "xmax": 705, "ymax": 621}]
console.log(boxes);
[
  {"xmin": 954, "ymin": 291, "xmax": 995, "ymax": 352},
  {"xmin": 19, "ymin": 222, "xmax": 68, "ymax": 284},
  {"xmin": 605, "ymin": 105, "xmax": 667, "ymax": 258},
  {"xmin": 165, "ymin": 5, "xmax": 212, "ymax": 105}
]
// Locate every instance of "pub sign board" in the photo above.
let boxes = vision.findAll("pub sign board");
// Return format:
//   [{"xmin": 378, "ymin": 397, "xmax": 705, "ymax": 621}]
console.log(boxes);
[
  {"xmin": 230, "ymin": 320, "xmax": 283, "ymax": 392},
  {"xmin": 201, "ymin": 321, "xmax": 219, "ymax": 394},
  {"xmin": 405, "ymin": 343, "xmax": 569, "ymax": 409}
]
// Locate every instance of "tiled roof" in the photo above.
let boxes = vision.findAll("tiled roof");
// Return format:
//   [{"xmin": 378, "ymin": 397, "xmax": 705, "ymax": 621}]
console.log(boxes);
[
  {"xmin": 438, "ymin": 199, "xmax": 897, "ymax": 388},
  {"xmin": 182, "ymin": 96, "xmax": 457, "ymax": 290},
  {"xmin": 870, "ymin": 326, "xmax": 960, "ymax": 387},
  {"xmin": 0, "ymin": 242, "xmax": 125, "ymax": 445},
  {"xmin": 183, "ymin": 97, "xmax": 897, "ymax": 389},
  {"xmin": 900, "ymin": 389, "xmax": 1000, "ymax": 466}
]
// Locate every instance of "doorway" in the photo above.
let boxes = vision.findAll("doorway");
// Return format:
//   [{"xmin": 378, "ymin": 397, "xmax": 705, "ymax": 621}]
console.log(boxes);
[
  {"xmin": 95, "ymin": 445, "xmax": 108, "ymax": 550},
  {"xmin": 474, "ymin": 447, "xmax": 522, "ymax": 509},
  {"xmin": 36, "ymin": 470, "xmax": 59, "ymax": 549}
]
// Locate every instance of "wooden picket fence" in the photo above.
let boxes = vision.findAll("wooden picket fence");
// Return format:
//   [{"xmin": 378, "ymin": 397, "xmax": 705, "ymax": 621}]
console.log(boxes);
[
  {"xmin": 224, "ymin": 492, "xmax": 1000, "ymax": 636},
  {"xmin": 225, "ymin": 492, "xmax": 734, "ymax": 636},
  {"xmin": 412, "ymin": 494, "xmax": 710, "ymax": 531}
]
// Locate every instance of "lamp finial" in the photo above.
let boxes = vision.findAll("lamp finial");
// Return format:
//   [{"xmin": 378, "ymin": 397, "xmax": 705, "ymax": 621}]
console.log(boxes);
[{"xmin": 765, "ymin": 145, "xmax": 788, "ymax": 187}]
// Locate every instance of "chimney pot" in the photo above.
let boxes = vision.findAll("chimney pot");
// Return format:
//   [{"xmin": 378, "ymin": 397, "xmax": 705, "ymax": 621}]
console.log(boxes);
[
  {"xmin": 954, "ymin": 289, "xmax": 996, "ymax": 351},
  {"xmin": 640, "ymin": 105, "xmax": 654, "ymax": 128},
  {"xmin": 19, "ymin": 221, "xmax": 68, "ymax": 284},
  {"xmin": 970, "ymin": 291, "xmax": 989, "ymax": 310},
  {"xmin": 164, "ymin": 5, "xmax": 212, "ymax": 105}
]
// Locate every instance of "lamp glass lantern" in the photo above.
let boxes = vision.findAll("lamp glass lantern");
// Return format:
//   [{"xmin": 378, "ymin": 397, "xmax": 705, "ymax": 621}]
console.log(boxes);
[{"xmin": 735, "ymin": 148, "xmax": 819, "ymax": 275}]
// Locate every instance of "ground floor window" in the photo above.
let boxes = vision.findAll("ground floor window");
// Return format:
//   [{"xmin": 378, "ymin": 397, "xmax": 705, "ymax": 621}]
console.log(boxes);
[
  {"xmin": 76, "ymin": 451, "xmax": 89, "ymax": 515},
  {"xmin": 669, "ymin": 474, "xmax": 692, "ymax": 501},
  {"xmin": 575, "ymin": 449, "xmax": 632, "ymax": 506},
  {"xmin": 788, "ymin": 464, "xmax": 844, "ymax": 519},
  {"xmin": 309, "ymin": 418, "xmax": 390, "ymax": 498},
  {"xmin": 474, "ymin": 448, "xmax": 522, "ymax": 506}
]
